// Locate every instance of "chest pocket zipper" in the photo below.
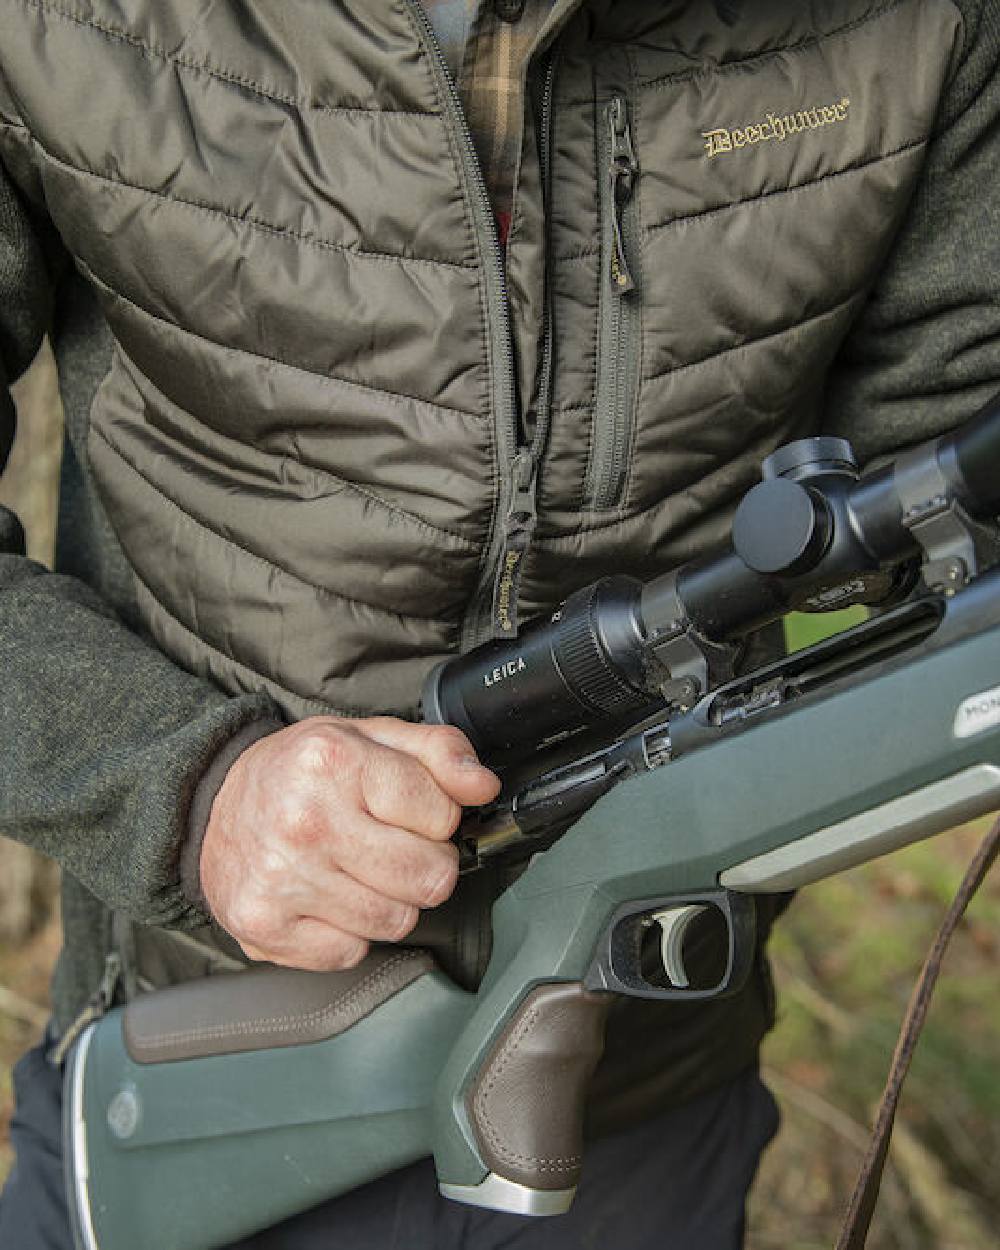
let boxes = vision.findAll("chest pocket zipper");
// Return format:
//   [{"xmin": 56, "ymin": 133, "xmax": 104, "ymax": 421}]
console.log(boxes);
[{"xmin": 585, "ymin": 93, "xmax": 641, "ymax": 513}]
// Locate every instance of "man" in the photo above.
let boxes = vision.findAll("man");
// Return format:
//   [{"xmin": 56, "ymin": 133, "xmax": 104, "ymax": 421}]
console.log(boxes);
[{"xmin": 0, "ymin": 1, "xmax": 997, "ymax": 1246}]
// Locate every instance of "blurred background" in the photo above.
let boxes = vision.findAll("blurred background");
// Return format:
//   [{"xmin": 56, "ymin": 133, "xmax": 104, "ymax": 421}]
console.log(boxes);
[{"xmin": 0, "ymin": 349, "xmax": 997, "ymax": 1248}]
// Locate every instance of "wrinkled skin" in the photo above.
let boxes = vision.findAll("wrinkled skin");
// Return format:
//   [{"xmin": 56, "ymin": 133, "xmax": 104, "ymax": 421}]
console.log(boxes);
[{"xmin": 200, "ymin": 717, "xmax": 501, "ymax": 970}]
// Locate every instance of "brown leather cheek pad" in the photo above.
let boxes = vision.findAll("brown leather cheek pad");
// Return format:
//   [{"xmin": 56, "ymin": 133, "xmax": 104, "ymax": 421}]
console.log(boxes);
[
  {"xmin": 123, "ymin": 948, "xmax": 435, "ymax": 1063},
  {"xmin": 467, "ymin": 982, "xmax": 612, "ymax": 1191}
]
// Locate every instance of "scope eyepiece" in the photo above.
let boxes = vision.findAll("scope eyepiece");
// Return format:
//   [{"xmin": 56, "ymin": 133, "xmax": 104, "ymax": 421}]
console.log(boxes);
[{"xmin": 422, "ymin": 576, "xmax": 656, "ymax": 765}]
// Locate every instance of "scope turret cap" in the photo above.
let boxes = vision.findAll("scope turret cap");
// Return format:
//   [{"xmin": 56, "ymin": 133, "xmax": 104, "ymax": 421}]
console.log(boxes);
[
  {"xmin": 732, "ymin": 478, "xmax": 830, "ymax": 576},
  {"xmin": 763, "ymin": 436, "xmax": 858, "ymax": 482}
]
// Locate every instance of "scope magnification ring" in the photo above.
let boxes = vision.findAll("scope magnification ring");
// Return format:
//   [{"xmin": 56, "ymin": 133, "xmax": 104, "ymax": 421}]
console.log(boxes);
[{"xmin": 553, "ymin": 583, "xmax": 650, "ymax": 717}]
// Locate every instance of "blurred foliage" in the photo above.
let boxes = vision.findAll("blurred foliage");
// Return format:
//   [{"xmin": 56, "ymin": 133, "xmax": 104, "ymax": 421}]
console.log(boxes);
[
  {"xmin": 0, "ymin": 338, "xmax": 62, "ymax": 565},
  {"xmin": 748, "ymin": 821, "xmax": 999, "ymax": 1249},
  {"xmin": 0, "ymin": 342, "xmax": 63, "ymax": 1183},
  {"xmin": 754, "ymin": 608, "xmax": 998, "ymax": 1248},
  {"xmin": 785, "ymin": 606, "xmax": 870, "ymax": 653}
]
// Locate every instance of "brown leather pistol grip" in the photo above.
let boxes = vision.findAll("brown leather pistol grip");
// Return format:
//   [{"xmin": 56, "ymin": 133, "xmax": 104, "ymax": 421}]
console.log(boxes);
[{"xmin": 467, "ymin": 983, "xmax": 612, "ymax": 1192}]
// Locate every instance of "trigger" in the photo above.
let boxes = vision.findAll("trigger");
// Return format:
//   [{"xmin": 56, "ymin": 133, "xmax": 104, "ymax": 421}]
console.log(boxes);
[{"xmin": 650, "ymin": 905, "xmax": 709, "ymax": 989}]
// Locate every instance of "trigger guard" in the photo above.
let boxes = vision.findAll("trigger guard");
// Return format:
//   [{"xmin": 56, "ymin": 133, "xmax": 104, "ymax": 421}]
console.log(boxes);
[{"xmin": 583, "ymin": 889, "xmax": 756, "ymax": 1002}]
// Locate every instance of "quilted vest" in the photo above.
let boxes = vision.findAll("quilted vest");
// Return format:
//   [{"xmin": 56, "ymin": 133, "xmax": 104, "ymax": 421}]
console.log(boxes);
[{"xmin": 0, "ymin": 0, "xmax": 965, "ymax": 720}]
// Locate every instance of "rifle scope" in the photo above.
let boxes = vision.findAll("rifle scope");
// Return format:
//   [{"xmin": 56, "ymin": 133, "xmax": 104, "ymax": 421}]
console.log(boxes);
[{"xmin": 423, "ymin": 395, "xmax": 1000, "ymax": 765}]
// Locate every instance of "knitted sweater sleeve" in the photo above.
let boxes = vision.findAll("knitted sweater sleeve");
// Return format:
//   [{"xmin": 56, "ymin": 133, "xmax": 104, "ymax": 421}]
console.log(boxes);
[
  {"xmin": 0, "ymin": 161, "xmax": 281, "ymax": 930},
  {"xmin": 824, "ymin": 0, "xmax": 1000, "ymax": 455}
]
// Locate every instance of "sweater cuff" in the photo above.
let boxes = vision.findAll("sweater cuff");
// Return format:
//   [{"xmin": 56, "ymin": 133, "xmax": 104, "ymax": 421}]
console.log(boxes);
[{"xmin": 180, "ymin": 716, "xmax": 285, "ymax": 913}]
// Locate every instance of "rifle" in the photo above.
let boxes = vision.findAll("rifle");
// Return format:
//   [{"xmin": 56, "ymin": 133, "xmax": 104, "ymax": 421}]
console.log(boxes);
[{"xmin": 64, "ymin": 402, "xmax": 1000, "ymax": 1250}]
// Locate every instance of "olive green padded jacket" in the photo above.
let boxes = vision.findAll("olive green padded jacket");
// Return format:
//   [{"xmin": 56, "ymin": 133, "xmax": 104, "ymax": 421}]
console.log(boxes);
[{"xmin": 1, "ymin": 0, "xmax": 999, "ymax": 1132}]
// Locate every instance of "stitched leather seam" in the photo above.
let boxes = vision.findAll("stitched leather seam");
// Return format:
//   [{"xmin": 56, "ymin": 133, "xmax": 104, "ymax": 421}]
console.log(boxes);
[
  {"xmin": 9, "ymin": 0, "xmax": 440, "ymax": 122},
  {"xmin": 474, "ymin": 999, "xmax": 581, "ymax": 1171},
  {"xmin": 10, "ymin": 123, "xmax": 476, "ymax": 273},
  {"xmin": 75, "ymin": 255, "xmax": 485, "ymax": 428},
  {"xmin": 94, "ymin": 426, "xmax": 473, "ymax": 622},
  {"xmin": 134, "ymin": 954, "xmax": 426, "ymax": 1049},
  {"xmin": 639, "ymin": 0, "xmax": 912, "ymax": 92}
]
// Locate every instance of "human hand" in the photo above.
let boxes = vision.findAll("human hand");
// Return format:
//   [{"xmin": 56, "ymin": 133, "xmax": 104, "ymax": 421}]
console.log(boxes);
[{"xmin": 199, "ymin": 716, "xmax": 501, "ymax": 970}]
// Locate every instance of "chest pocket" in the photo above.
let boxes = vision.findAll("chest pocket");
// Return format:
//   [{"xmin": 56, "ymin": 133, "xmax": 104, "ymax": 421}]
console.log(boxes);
[{"xmin": 542, "ymin": 0, "xmax": 962, "ymax": 530}]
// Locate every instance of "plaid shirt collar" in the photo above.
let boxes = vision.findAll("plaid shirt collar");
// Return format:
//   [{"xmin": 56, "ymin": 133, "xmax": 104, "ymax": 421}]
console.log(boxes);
[{"xmin": 421, "ymin": 0, "xmax": 558, "ymax": 242}]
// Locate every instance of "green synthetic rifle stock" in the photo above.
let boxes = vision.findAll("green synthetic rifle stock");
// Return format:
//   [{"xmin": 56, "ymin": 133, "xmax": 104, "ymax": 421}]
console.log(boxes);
[{"xmin": 64, "ymin": 402, "xmax": 1000, "ymax": 1250}]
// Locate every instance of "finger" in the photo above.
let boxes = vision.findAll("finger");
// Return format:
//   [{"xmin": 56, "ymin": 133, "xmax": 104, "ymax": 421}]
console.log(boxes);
[
  {"xmin": 357, "ymin": 741, "xmax": 462, "ymax": 841},
  {"xmin": 289, "ymin": 867, "xmax": 420, "ymax": 943},
  {"xmin": 212, "ymin": 839, "xmax": 415, "ymax": 950},
  {"xmin": 327, "ymin": 812, "xmax": 460, "ymax": 909},
  {"xmin": 358, "ymin": 718, "xmax": 501, "ymax": 807},
  {"xmin": 242, "ymin": 921, "xmax": 371, "ymax": 973}
]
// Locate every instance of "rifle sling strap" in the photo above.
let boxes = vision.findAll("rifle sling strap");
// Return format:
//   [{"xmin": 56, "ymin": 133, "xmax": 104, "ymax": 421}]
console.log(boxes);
[{"xmin": 835, "ymin": 812, "xmax": 1000, "ymax": 1250}]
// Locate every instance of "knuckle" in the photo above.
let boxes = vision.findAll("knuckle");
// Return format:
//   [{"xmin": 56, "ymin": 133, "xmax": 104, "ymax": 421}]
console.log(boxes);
[
  {"xmin": 362, "ymin": 751, "xmax": 431, "ymax": 824},
  {"xmin": 228, "ymin": 896, "xmax": 279, "ymax": 946},
  {"xmin": 362, "ymin": 715, "xmax": 405, "ymax": 736},
  {"xmin": 256, "ymin": 843, "xmax": 292, "ymax": 882},
  {"xmin": 418, "ymin": 849, "xmax": 459, "ymax": 908},
  {"xmin": 384, "ymin": 902, "xmax": 419, "ymax": 942},
  {"xmin": 378, "ymin": 758, "xmax": 458, "ymax": 840},
  {"xmin": 442, "ymin": 799, "xmax": 463, "ymax": 838},
  {"xmin": 274, "ymin": 930, "xmax": 369, "ymax": 972},
  {"xmin": 305, "ymin": 953, "xmax": 339, "ymax": 973},
  {"xmin": 428, "ymin": 724, "xmax": 475, "ymax": 764},
  {"xmin": 423, "ymin": 797, "xmax": 461, "ymax": 841},
  {"xmin": 291, "ymin": 724, "xmax": 356, "ymax": 778},
  {"xmin": 351, "ymin": 888, "xmax": 393, "ymax": 936},
  {"xmin": 270, "ymin": 947, "xmax": 325, "ymax": 972},
  {"xmin": 332, "ymin": 937, "xmax": 370, "ymax": 970},
  {"xmin": 362, "ymin": 743, "xmax": 407, "ymax": 795}
]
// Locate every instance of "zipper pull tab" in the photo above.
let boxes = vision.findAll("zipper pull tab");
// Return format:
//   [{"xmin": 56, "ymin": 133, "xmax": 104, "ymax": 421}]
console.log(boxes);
[
  {"xmin": 607, "ymin": 95, "xmax": 638, "ymax": 295},
  {"xmin": 493, "ymin": 449, "xmax": 537, "ymax": 638},
  {"xmin": 50, "ymin": 952, "xmax": 122, "ymax": 1066},
  {"xmin": 93, "ymin": 950, "xmax": 123, "ymax": 1011}
]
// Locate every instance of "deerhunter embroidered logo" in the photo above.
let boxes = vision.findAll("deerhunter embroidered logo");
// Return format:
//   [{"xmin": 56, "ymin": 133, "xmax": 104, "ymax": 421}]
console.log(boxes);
[{"xmin": 703, "ymin": 98, "xmax": 851, "ymax": 157}]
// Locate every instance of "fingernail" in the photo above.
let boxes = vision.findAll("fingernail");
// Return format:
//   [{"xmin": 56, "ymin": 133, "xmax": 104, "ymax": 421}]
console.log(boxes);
[{"xmin": 459, "ymin": 754, "xmax": 487, "ymax": 770}]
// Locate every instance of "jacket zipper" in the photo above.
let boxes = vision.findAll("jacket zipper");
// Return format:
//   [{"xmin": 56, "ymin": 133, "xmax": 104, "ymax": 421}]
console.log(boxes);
[
  {"xmin": 533, "ymin": 53, "xmax": 558, "ymax": 461},
  {"xmin": 491, "ymin": 52, "xmax": 559, "ymax": 636},
  {"xmin": 586, "ymin": 92, "xmax": 640, "ymax": 512},
  {"xmin": 406, "ymin": 2, "xmax": 529, "ymax": 647}
]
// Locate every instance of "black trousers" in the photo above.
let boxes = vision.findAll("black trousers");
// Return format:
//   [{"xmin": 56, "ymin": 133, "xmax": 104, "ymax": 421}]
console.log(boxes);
[{"xmin": 0, "ymin": 1034, "xmax": 778, "ymax": 1250}]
